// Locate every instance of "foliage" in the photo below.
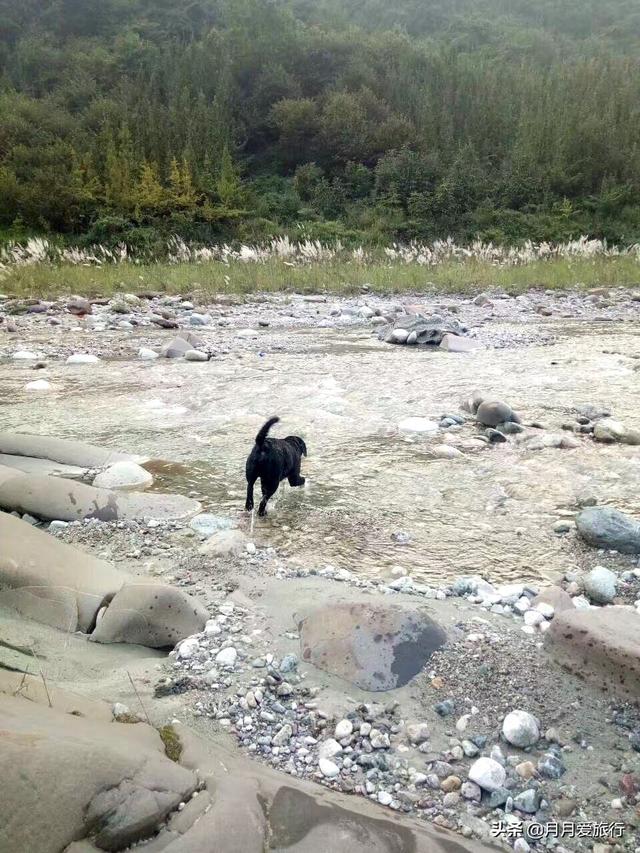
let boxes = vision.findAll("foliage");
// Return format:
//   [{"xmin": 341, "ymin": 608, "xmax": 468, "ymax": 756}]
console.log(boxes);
[{"xmin": 0, "ymin": 0, "xmax": 640, "ymax": 245}]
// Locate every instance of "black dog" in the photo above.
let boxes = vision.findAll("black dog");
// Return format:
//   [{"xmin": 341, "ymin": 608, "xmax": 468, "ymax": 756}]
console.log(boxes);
[{"xmin": 245, "ymin": 416, "xmax": 307, "ymax": 516}]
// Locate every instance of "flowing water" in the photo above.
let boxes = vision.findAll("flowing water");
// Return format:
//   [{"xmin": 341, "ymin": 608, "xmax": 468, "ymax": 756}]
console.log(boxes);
[{"xmin": 1, "ymin": 319, "xmax": 639, "ymax": 586}]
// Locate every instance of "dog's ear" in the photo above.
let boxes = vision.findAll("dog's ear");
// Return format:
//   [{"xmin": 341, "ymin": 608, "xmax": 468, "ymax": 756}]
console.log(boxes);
[{"xmin": 285, "ymin": 436, "xmax": 307, "ymax": 456}]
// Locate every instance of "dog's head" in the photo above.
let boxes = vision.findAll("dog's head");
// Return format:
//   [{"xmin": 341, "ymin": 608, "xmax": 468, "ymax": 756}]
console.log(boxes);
[{"xmin": 285, "ymin": 435, "xmax": 307, "ymax": 457}]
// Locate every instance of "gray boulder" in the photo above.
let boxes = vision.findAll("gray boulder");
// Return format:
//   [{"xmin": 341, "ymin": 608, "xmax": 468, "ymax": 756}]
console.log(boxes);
[
  {"xmin": 476, "ymin": 400, "xmax": 520, "ymax": 427},
  {"xmin": 576, "ymin": 506, "xmax": 640, "ymax": 554},
  {"xmin": 91, "ymin": 582, "xmax": 208, "ymax": 648},
  {"xmin": 583, "ymin": 566, "xmax": 617, "ymax": 604},
  {"xmin": 378, "ymin": 314, "xmax": 467, "ymax": 346}
]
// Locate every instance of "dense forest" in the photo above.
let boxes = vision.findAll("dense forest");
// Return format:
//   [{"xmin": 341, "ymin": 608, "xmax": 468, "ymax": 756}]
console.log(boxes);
[{"xmin": 1, "ymin": 0, "xmax": 640, "ymax": 249}]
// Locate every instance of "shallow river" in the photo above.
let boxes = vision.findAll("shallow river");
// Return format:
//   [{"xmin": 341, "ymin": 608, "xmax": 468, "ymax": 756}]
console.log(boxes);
[{"xmin": 1, "ymin": 316, "xmax": 639, "ymax": 586}]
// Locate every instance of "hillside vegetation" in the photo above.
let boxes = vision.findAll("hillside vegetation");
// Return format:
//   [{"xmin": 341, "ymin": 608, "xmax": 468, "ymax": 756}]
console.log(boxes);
[{"xmin": 1, "ymin": 0, "xmax": 639, "ymax": 250}]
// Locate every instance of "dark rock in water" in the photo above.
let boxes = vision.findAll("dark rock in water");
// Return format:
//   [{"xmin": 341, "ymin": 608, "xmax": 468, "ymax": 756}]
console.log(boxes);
[
  {"xmin": 378, "ymin": 313, "xmax": 467, "ymax": 347},
  {"xmin": 476, "ymin": 400, "xmax": 520, "ymax": 427},
  {"xmin": 575, "ymin": 506, "xmax": 640, "ymax": 554},
  {"xmin": 299, "ymin": 602, "xmax": 446, "ymax": 691}
]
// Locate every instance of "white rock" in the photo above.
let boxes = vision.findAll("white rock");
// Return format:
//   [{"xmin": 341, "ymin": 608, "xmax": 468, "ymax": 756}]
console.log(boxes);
[
  {"xmin": 360, "ymin": 722, "xmax": 372, "ymax": 737},
  {"xmin": 432, "ymin": 444, "xmax": 463, "ymax": 459},
  {"xmin": 406, "ymin": 722, "xmax": 430, "ymax": 745},
  {"xmin": 377, "ymin": 791, "xmax": 393, "ymax": 806},
  {"xmin": 496, "ymin": 583, "xmax": 525, "ymax": 604},
  {"xmin": 535, "ymin": 602, "xmax": 555, "ymax": 619},
  {"xmin": 204, "ymin": 620, "xmax": 222, "ymax": 636},
  {"xmin": 215, "ymin": 647, "xmax": 238, "ymax": 667},
  {"xmin": 370, "ymin": 729, "xmax": 391, "ymax": 749},
  {"xmin": 523, "ymin": 610, "xmax": 544, "ymax": 627},
  {"xmin": 319, "ymin": 758, "xmax": 340, "ymax": 778},
  {"xmin": 334, "ymin": 719, "xmax": 353, "ymax": 740},
  {"xmin": 138, "ymin": 347, "xmax": 159, "ymax": 360},
  {"xmin": 66, "ymin": 353, "xmax": 100, "ymax": 364},
  {"xmin": 572, "ymin": 595, "xmax": 592, "ymax": 610},
  {"xmin": 184, "ymin": 349, "xmax": 208, "ymax": 362},
  {"xmin": 236, "ymin": 328, "xmax": 258, "ymax": 338},
  {"xmin": 468, "ymin": 757, "xmax": 507, "ymax": 792},
  {"xmin": 583, "ymin": 565, "xmax": 617, "ymax": 604},
  {"xmin": 12, "ymin": 350, "xmax": 40, "ymax": 360},
  {"xmin": 514, "ymin": 596, "xmax": 531, "ymax": 614},
  {"xmin": 390, "ymin": 329, "xmax": 409, "ymax": 344},
  {"xmin": 398, "ymin": 417, "xmax": 439, "ymax": 434},
  {"xmin": 177, "ymin": 637, "xmax": 200, "ymax": 659},
  {"xmin": 272, "ymin": 724, "xmax": 293, "ymax": 746},
  {"xmin": 93, "ymin": 461, "xmax": 153, "ymax": 491},
  {"xmin": 358, "ymin": 306, "xmax": 375, "ymax": 318},
  {"xmin": 24, "ymin": 379, "xmax": 52, "ymax": 392},
  {"xmin": 112, "ymin": 703, "xmax": 130, "ymax": 718},
  {"xmin": 502, "ymin": 710, "xmax": 540, "ymax": 748},
  {"xmin": 318, "ymin": 739, "xmax": 343, "ymax": 760}
]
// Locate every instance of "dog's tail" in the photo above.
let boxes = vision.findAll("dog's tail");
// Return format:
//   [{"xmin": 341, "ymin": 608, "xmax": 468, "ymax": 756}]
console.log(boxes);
[{"xmin": 255, "ymin": 416, "xmax": 280, "ymax": 446}]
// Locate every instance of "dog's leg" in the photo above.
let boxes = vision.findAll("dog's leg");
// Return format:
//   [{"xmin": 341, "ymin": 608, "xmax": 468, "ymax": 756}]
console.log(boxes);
[
  {"xmin": 287, "ymin": 456, "xmax": 306, "ymax": 487},
  {"xmin": 258, "ymin": 477, "xmax": 279, "ymax": 517},
  {"xmin": 245, "ymin": 477, "xmax": 256, "ymax": 512}
]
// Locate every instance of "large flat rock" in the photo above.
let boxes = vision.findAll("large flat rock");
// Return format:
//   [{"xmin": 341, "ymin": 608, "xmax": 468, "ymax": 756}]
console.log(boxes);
[
  {"xmin": 0, "ymin": 432, "xmax": 147, "ymax": 467},
  {"xmin": 299, "ymin": 602, "xmax": 447, "ymax": 691},
  {"xmin": 0, "ymin": 687, "xmax": 197, "ymax": 853},
  {"xmin": 0, "ymin": 453, "xmax": 87, "ymax": 479},
  {"xmin": 0, "ymin": 510, "xmax": 126, "ymax": 632},
  {"xmin": 0, "ymin": 467, "xmax": 201, "ymax": 522},
  {"xmin": 546, "ymin": 606, "xmax": 640, "ymax": 700}
]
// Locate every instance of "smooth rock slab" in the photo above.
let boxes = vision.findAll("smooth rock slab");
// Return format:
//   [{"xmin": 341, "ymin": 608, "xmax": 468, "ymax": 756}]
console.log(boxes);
[
  {"xmin": 0, "ymin": 510, "xmax": 127, "ymax": 632},
  {"xmin": 0, "ymin": 454, "xmax": 87, "ymax": 479},
  {"xmin": 299, "ymin": 602, "xmax": 446, "ymax": 691},
  {"xmin": 576, "ymin": 506, "xmax": 640, "ymax": 554},
  {"xmin": 439, "ymin": 334, "xmax": 479, "ymax": 353},
  {"xmin": 547, "ymin": 606, "xmax": 640, "ymax": 700},
  {"xmin": 91, "ymin": 583, "xmax": 207, "ymax": 648},
  {"xmin": 0, "ymin": 468, "xmax": 200, "ymax": 522},
  {"xmin": 0, "ymin": 432, "xmax": 146, "ymax": 467},
  {"xmin": 0, "ymin": 689, "xmax": 197, "ymax": 853}
]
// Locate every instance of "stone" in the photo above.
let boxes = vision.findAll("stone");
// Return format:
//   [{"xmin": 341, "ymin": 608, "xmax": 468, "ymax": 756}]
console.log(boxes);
[
  {"xmin": 319, "ymin": 758, "xmax": 340, "ymax": 778},
  {"xmin": 184, "ymin": 349, "xmax": 209, "ymax": 362},
  {"xmin": 215, "ymin": 647, "xmax": 238, "ymax": 668},
  {"xmin": 583, "ymin": 565, "xmax": 617, "ymax": 604},
  {"xmin": 461, "ymin": 781, "xmax": 481, "ymax": 802},
  {"xmin": 594, "ymin": 419, "xmax": 640, "ymax": 445},
  {"xmin": 66, "ymin": 353, "xmax": 100, "ymax": 365},
  {"xmin": 537, "ymin": 752, "xmax": 566, "ymax": 779},
  {"xmin": 377, "ymin": 791, "xmax": 393, "ymax": 806},
  {"xmin": 369, "ymin": 729, "xmax": 391, "ymax": 749},
  {"xmin": 515, "ymin": 761, "xmax": 536, "ymax": 779},
  {"xmin": 0, "ymin": 433, "xmax": 144, "ymax": 468},
  {"xmin": 547, "ymin": 606, "xmax": 640, "ymax": 700},
  {"xmin": 334, "ymin": 719, "xmax": 353, "ymax": 740},
  {"xmin": 299, "ymin": 602, "xmax": 446, "ymax": 691},
  {"xmin": 440, "ymin": 776, "xmax": 461, "ymax": 792},
  {"xmin": 431, "ymin": 444, "xmax": 463, "ymax": 460},
  {"xmin": 138, "ymin": 347, "xmax": 159, "ymax": 360},
  {"xmin": 439, "ymin": 334, "xmax": 479, "ymax": 353},
  {"xmin": 468, "ymin": 758, "xmax": 506, "ymax": 792},
  {"xmin": 272, "ymin": 724, "xmax": 293, "ymax": 746},
  {"xmin": 406, "ymin": 722, "xmax": 430, "ymax": 745},
  {"xmin": 161, "ymin": 337, "xmax": 193, "ymax": 358},
  {"xmin": 318, "ymin": 739, "xmax": 342, "ymax": 761},
  {"xmin": 0, "ymin": 687, "xmax": 197, "ymax": 853},
  {"xmin": 12, "ymin": 350, "xmax": 41, "ymax": 360},
  {"xmin": 442, "ymin": 792, "xmax": 460, "ymax": 808},
  {"xmin": 92, "ymin": 461, "xmax": 153, "ymax": 492},
  {"xmin": 502, "ymin": 710, "xmax": 540, "ymax": 747},
  {"xmin": 279, "ymin": 654, "xmax": 298, "ymax": 673},
  {"xmin": 523, "ymin": 610, "xmax": 544, "ymax": 627},
  {"xmin": 199, "ymin": 529, "xmax": 250, "ymax": 557},
  {"xmin": 91, "ymin": 583, "xmax": 207, "ymax": 648},
  {"xmin": 513, "ymin": 789, "xmax": 539, "ymax": 814},
  {"xmin": 576, "ymin": 506, "xmax": 640, "ymax": 554},
  {"xmin": 25, "ymin": 379, "xmax": 52, "ymax": 392},
  {"xmin": 398, "ymin": 417, "xmax": 439, "ymax": 434},
  {"xmin": 0, "ymin": 510, "xmax": 126, "ymax": 632},
  {"xmin": 514, "ymin": 597, "xmax": 531, "ymax": 615},
  {"xmin": 476, "ymin": 400, "xmax": 520, "ymax": 427},
  {"xmin": 189, "ymin": 514, "xmax": 235, "ymax": 538},
  {"xmin": 0, "ymin": 468, "xmax": 200, "ymax": 523},
  {"xmin": 532, "ymin": 587, "xmax": 574, "ymax": 614}
]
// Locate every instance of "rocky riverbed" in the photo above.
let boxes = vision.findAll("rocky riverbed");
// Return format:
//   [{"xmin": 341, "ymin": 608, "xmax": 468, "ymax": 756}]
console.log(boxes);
[{"xmin": 1, "ymin": 285, "xmax": 640, "ymax": 852}]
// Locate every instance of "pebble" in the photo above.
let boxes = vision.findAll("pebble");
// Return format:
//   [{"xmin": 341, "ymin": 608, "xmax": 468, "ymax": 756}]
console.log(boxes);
[
  {"xmin": 377, "ymin": 791, "xmax": 393, "ymax": 805},
  {"xmin": 318, "ymin": 739, "xmax": 343, "ymax": 760},
  {"xmin": 583, "ymin": 565, "xmax": 617, "ymax": 604},
  {"xmin": 319, "ymin": 758, "xmax": 340, "ymax": 778},
  {"xmin": 468, "ymin": 757, "xmax": 507, "ymax": 792},
  {"xmin": 138, "ymin": 347, "xmax": 159, "ymax": 360},
  {"xmin": 502, "ymin": 710, "xmax": 540, "ymax": 748},
  {"xmin": 334, "ymin": 719, "xmax": 353, "ymax": 740},
  {"xmin": 66, "ymin": 353, "xmax": 100, "ymax": 364},
  {"xmin": 370, "ymin": 729, "xmax": 391, "ymax": 749},
  {"xmin": 215, "ymin": 647, "xmax": 238, "ymax": 667},
  {"xmin": 184, "ymin": 349, "xmax": 209, "ymax": 362},
  {"xmin": 406, "ymin": 722, "xmax": 430, "ymax": 745},
  {"xmin": 440, "ymin": 775, "xmax": 462, "ymax": 792},
  {"xmin": 24, "ymin": 379, "xmax": 52, "ymax": 392}
]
